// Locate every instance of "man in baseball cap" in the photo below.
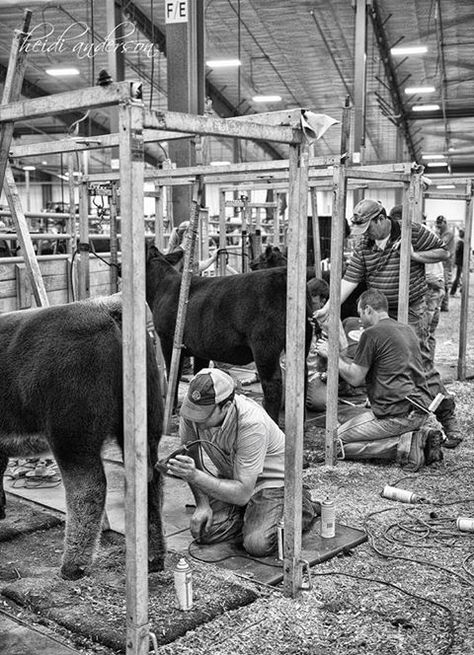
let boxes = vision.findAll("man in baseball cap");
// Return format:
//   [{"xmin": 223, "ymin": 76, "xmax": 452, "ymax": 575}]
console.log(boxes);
[
  {"xmin": 349, "ymin": 198, "xmax": 386, "ymax": 236},
  {"xmin": 167, "ymin": 368, "xmax": 319, "ymax": 556}
]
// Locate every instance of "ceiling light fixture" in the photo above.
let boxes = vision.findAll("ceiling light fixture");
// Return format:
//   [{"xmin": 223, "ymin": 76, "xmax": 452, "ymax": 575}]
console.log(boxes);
[
  {"xmin": 22, "ymin": 165, "xmax": 36, "ymax": 171},
  {"xmin": 206, "ymin": 59, "xmax": 241, "ymax": 68},
  {"xmin": 412, "ymin": 104, "xmax": 440, "ymax": 112},
  {"xmin": 46, "ymin": 68, "xmax": 80, "ymax": 77},
  {"xmin": 252, "ymin": 95, "xmax": 282, "ymax": 103},
  {"xmin": 436, "ymin": 184, "xmax": 455, "ymax": 189},
  {"xmin": 422, "ymin": 154, "xmax": 446, "ymax": 160},
  {"xmin": 391, "ymin": 46, "xmax": 428, "ymax": 56},
  {"xmin": 426, "ymin": 161, "xmax": 448, "ymax": 167},
  {"xmin": 210, "ymin": 161, "xmax": 231, "ymax": 166},
  {"xmin": 405, "ymin": 86, "xmax": 436, "ymax": 94}
]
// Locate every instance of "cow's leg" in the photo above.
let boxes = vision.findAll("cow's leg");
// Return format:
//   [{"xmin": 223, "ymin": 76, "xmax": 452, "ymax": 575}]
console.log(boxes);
[
  {"xmin": 254, "ymin": 349, "xmax": 282, "ymax": 424},
  {"xmin": 53, "ymin": 447, "xmax": 107, "ymax": 580},
  {"xmin": 0, "ymin": 452, "xmax": 8, "ymax": 520},
  {"xmin": 147, "ymin": 465, "xmax": 166, "ymax": 572}
]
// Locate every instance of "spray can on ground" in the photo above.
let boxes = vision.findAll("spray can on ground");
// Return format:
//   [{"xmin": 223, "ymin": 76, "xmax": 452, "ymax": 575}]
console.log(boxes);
[
  {"xmin": 457, "ymin": 517, "xmax": 474, "ymax": 532},
  {"xmin": 320, "ymin": 498, "xmax": 335, "ymax": 539},
  {"xmin": 173, "ymin": 557, "xmax": 193, "ymax": 610},
  {"xmin": 382, "ymin": 485, "xmax": 420, "ymax": 504},
  {"xmin": 277, "ymin": 518, "xmax": 285, "ymax": 560}
]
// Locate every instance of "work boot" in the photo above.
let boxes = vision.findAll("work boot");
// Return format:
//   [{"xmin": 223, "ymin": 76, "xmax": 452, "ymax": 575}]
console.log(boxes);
[
  {"xmin": 423, "ymin": 427, "xmax": 444, "ymax": 464},
  {"xmin": 402, "ymin": 430, "xmax": 426, "ymax": 472},
  {"xmin": 435, "ymin": 396, "xmax": 463, "ymax": 449}
]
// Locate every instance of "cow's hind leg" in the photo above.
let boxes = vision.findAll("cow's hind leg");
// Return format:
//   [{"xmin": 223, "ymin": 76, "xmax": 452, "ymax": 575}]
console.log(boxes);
[
  {"xmin": 54, "ymin": 447, "xmax": 107, "ymax": 580},
  {"xmin": 148, "ymin": 466, "xmax": 166, "ymax": 572},
  {"xmin": 0, "ymin": 452, "xmax": 8, "ymax": 520},
  {"xmin": 254, "ymin": 349, "xmax": 282, "ymax": 424}
]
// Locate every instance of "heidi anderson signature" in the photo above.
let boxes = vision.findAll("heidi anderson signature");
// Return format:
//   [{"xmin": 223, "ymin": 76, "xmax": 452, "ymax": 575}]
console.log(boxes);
[{"xmin": 20, "ymin": 22, "xmax": 157, "ymax": 59}]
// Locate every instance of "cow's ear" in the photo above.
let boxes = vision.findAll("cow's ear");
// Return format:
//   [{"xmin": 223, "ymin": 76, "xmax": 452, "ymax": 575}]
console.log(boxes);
[{"xmin": 265, "ymin": 245, "xmax": 273, "ymax": 255}]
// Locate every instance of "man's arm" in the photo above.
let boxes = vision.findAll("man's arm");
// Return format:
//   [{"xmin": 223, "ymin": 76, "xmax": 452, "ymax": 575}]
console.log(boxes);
[
  {"xmin": 411, "ymin": 246, "xmax": 449, "ymax": 264},
  {"xmin": 167, "ymin": 455, "xmax": 258, "ymax": 506},
  {"xmin": 314, "ymin": 278, "xmax": 359, "ymax": 322},
  {"xmin": 316, "ymin": 339, "xmax": 368, "ymax": 387}
]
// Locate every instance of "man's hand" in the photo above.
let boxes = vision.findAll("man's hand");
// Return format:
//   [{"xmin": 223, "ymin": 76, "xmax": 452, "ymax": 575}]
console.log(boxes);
[
  {"xmin": 167, "ymin": 454, "xmax": 197, "ymax": 482},
  {"xmin": 191, "ymin": 505, "xmax": 213, "ymax": 541},
  {"xmin": 313, "ymin": 302, "xmax": 330, "ymax": 323}
]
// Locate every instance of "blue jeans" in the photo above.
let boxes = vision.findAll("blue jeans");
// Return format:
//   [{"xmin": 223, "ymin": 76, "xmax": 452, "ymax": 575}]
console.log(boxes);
[
  {"xmin": 337, "ymin": 408, "xmax": 428, "ymax": 460},
  {"xmin": 198, "ymin": 486, "xmax": 316, "ymax": 557}
]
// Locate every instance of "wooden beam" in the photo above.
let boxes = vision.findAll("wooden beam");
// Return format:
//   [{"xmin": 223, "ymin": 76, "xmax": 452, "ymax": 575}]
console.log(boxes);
[
  {"xmin": 143, "ymin": 107, "xmax": 303, "ymax": 144},
  {"xmin": 283, "ymin": 140, "xmax": 310, "ymax": 597},
  {"xmin": 119, "ymin": 101, "xmax": 149, "ymax": 655},
  {"xmin": 0, "ymin": 81, "xmax": 134, "ymax": 124},
  {"xmin": 458, "ymin": 180, "xmax": 473, "ymax": 381}
]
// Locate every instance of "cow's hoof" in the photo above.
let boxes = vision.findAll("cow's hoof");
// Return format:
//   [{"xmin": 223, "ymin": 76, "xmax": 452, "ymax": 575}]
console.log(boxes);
[
  {"xmin": 149, "ymin": 557, "xmax": 165, "ymax": 573},
  {"xmin": 60, "ymin": 563, "xmax": 86, "ymax": 580}
]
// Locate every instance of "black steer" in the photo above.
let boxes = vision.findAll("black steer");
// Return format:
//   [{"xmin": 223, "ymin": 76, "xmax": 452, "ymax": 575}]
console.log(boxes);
[
  {"xmin": 0, "ymin": 295, "xmax": 165, "ymax": 580},
  {"xmin": 146, "ymin": 246, "xmax": 312, "ymax": 423}
]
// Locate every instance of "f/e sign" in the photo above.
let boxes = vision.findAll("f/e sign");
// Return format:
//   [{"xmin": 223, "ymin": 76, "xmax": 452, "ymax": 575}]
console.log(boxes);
[{"xmin": 165, "ymin": 0, "xmax": 188, "ymax": 23}]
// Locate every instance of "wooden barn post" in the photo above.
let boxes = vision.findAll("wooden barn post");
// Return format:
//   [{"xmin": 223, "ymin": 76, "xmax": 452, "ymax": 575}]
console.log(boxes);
[
  {"xmin": 118, "ymin": 97, "xmax": 149, "ymax": 655},
  {"xmin": 398, "ymin": 166, "xmax": 422, "ymax": 323},
  {"xmin": 458, "ymin": 179, "xmax": 473, "ymax": 380},
  {"xmin": 283, "ymin": 137, "xmax": 310, "ymax": 597},
  {"xmin": 310, "ymin": 187, "xmax": 321, "ymax": 275}
]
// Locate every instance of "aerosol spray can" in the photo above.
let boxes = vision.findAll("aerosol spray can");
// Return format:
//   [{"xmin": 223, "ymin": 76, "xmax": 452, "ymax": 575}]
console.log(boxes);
[
  {"xmin": 457, "ymin": 517, "xmax": 474, "ymax": 532},
  {"xmin": 382, "ymin": 485, "xmax": 419, "ymax": 504},
  {"xmin": 173, "ymin": 557, "xmax": 193, "ymax": 610},
  {"xmin": 320, "ymin": 498, "xmax": 335, "ymax": 539},
  {"xmin": 277, "ymin": 518, "xmax": 285, "ymax": 560}
]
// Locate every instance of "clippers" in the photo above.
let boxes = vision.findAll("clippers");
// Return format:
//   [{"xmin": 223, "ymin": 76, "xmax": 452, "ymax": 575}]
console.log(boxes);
[{"xmin": 155, "ymin": 444, "xmax": 190, "ymax": 476}]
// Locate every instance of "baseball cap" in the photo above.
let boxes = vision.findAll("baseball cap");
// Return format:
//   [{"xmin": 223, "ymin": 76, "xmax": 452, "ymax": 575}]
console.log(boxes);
[
  {"xmin": 350, "ymin": 199, "xmax": 385, "ymax": 236},
  {"xmin": 180, "ymin": 368, "xmax": 235, "ymax": 422},
  {"xmin": 435, "ymin": 215, "xmax": 446, "ymax": 224}
]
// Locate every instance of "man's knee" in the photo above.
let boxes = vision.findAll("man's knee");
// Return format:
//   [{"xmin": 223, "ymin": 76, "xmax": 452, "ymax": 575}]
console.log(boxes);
[{"xmin": 243, "ymin": 529, "xmax": 276, "ymax": 557}]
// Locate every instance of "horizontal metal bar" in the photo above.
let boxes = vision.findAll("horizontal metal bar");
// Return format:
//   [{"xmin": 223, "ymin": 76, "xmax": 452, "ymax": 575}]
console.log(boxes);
[
  {"xmin": 10, "ymin": 129, "xmax": 188, "ymax": 158},
  {"xmin": 0, "ymin": 81, "xmax": 135, "ymax": 124},
  {"xmin": 424, "ymin": 193, "xmax": 470, "ymax": 201},
  {"xmin": 143, "ymin": 108, "xmax": 303, "ymax": 144},
  {"xmin": 0, "ymin": 232, "xmax": 72, "ymax": 240}
]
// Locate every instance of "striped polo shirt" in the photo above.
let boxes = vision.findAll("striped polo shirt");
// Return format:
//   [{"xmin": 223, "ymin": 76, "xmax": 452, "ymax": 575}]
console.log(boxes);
[{"xmin": 344, "ymin": 219, "xmax": 446, "ymax": 313}]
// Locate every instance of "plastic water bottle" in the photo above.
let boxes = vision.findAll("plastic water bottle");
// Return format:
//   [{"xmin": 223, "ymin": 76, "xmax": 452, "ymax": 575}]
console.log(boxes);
[{"xmin": 173, "ymin": 558, "xmax": 193, "ymax": 610}]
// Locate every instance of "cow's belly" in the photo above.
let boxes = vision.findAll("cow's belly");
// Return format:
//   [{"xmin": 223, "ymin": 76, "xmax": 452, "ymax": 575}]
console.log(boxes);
[{"xmin": 0, "ymin": 432, "xmax": 50, "ymax": 457}]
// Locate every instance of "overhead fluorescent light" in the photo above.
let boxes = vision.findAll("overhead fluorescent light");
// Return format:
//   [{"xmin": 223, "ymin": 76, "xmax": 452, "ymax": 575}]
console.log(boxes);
[
  {"xmin": 412, "ymin": 104, "xmax": 440, "ymax": 112},
  {"xmin": 405, "ymin": 85, "xmax": 435, "ymax": 94},
  {"xmin": 436, "ymin": 184, "xmax": 455, "ymax": 189},
  {"xmin": 391, "ymin": 46, "xmax": 428, "ymax": 56},
  {"xmin": 22, "ymin": 165, "xmax": 36, "ymax": 171},
  {"xmin": 210, "ymin": 161, "xmax": 231, "ymax": 166},
  {"xmin": 206, "ymin": 59, "xmax": 241, "ymax": 68},
  {"xmin": 252, "ymin": 95, "xmax": 282, "ymax": 103},
  {"xmin": 426, "ymin": 161, "xmax": 448, "ymax": 167},
  {"xmin": 46, "ymin": 68, "xmax": 80, "ymax": 77},
  {"xmin": 422, "ymin": 154, "xmax": 446, "ymax": 160}
]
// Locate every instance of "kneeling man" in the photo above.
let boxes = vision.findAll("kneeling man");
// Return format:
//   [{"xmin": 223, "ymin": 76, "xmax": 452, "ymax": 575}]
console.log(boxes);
[
  {"xmin": 167, "ymin": 368, "xmax": 318, "ymax": 556},
  {"xmin": 316, "ymin": 289, "xmax": 444, "ymax": 471}
]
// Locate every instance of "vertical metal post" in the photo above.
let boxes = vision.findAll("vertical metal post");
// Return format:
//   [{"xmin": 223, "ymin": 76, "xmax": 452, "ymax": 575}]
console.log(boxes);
[
  {"xmin": 398, "ymin": 167, "xmax": 423, "ymax": 323},
  {"xmin": 310, "ymin": 187, "xmax": 321, "ymax": 275},
  {"xmin": 77, "ymin": 177, "xmax": 90, "ymax": 299},
  {"xmin": 109, "ymin": 181, "xmax": 119, "ymax": 293},
  {"xmin": 67, "ymin": 154, "xmax": 76, "ymax": 255},
  {"xmin": 283, "ymin": 139, "xmax": 309, "ymax": 597},
  {"xmin": 325, "ymin": 164, "xmax": 346, "ymax": 464},
  {"xmin": 154, "ymin": 184, "xmax": 165, "ymax": 250},
  {"xmin": 218, "ymin": 189, "xmax": 227, "ymax": 276},
  {"xmin": 458, "ymin": 181, "xmax": 472, "ymax": 380},
  {"xmin": 119, "ymin": 99, "xmax": 149, "ymax": 655},
  {"xmin": 352, "ymin": 0, "xmax": 367, "ymax": 165}
]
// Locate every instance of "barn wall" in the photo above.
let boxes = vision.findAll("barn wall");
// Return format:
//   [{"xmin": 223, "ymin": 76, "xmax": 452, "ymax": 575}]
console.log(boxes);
[{"xmin": 0, "ymin": 254, "xmax": 116, "ymax": 313}]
